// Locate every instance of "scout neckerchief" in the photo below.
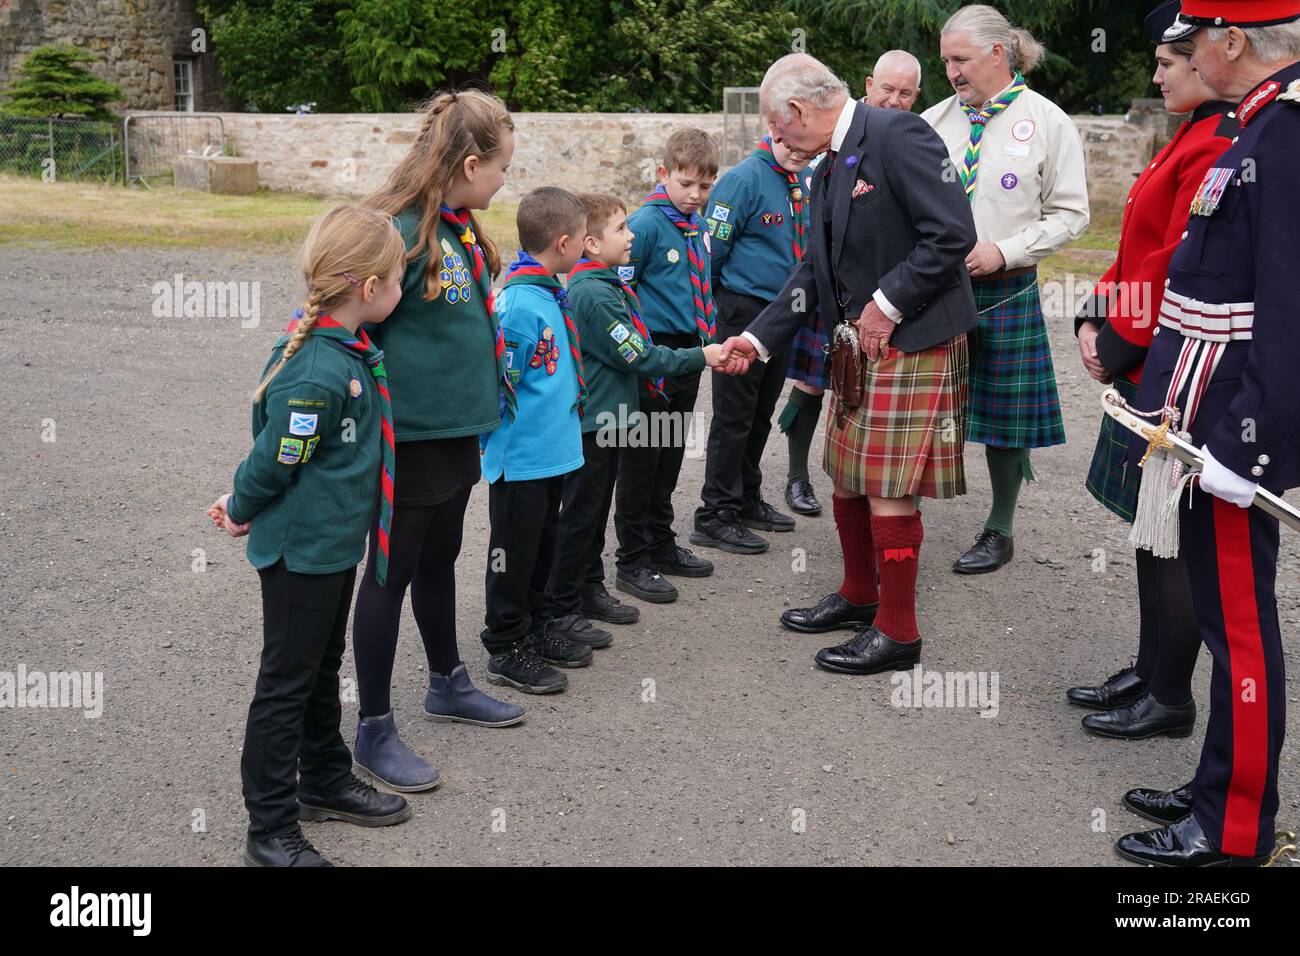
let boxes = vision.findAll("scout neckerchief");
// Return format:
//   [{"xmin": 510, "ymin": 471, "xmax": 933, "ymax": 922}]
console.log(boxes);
[
  {"xmin": 439, "ymin": 204, "xmax": 518, "ymax": 420},
  {"xmin": 285, "ymin": 310, "xmax": 395, "ymax": 587},
  {"xmin": 753, "ymin": 137, "xmax": 806, "ymax": 261},
  {"xmin": 641, "ymin": 183, "xmax": 716, "ymax": 343},
  {"xmin": 501, "ymin": 250, "xmax": 588, "ymax": 416},
  {"xmin": 569, "ymin": 257, "xmax": 665, "ymax": 399},
  {"xmin": 958, "ymin": 73, "xmax": 1027, "ymax": 202}
]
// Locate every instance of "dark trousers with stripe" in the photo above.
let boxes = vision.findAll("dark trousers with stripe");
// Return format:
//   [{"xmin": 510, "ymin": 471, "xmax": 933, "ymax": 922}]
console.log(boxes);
[
  {"xmin": 243, "ymin": 560, "xmax": 356, "ymax": 837},
  {"xmin": 549, "ymin": 432, "xmax": 620, "ymax": 617},
  {"xmin": 615, "ymin": 332, "xmax": 703, "ymax": 571},
  {"xmin": 483, "ymin": 475, "xmax": 565, "ymax": 654},
  {"xmin": 1183, "ymin": 493, "xmax": 1286, "ymax": 858},
  {"xmin": 697, "ymin": 286, "xmax": 790, "ymax": 521}
]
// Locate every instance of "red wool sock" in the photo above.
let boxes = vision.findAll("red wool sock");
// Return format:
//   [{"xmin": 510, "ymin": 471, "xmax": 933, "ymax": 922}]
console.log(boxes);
[
  {"xmin": 870, "ymin": 512, "xmax": 924, "ymax": 643},
  {"xmin": 833, "ymin": 494, "xmax": 878, "ymax": 605}
]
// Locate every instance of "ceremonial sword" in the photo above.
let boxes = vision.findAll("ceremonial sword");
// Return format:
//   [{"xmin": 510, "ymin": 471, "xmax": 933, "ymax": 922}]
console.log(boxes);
[{"xmin": 1100, "ymin": 387, "xmax": 1300, "ymax": 534}]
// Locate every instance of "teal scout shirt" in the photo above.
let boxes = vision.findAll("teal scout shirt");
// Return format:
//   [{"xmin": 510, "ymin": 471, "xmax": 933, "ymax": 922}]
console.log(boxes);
[
  {"xmin": 228, "ymin": 331, "xmax": 381, "ymax": 574},
  {"xmin": 705, "ymin": 152, "xmax": 809, "ymax": 301},
  {"xmin": 624, "ymin": 202, "xmax": 713, "ymax": 339},
  {"xmin": 567, "ymin": 265, "xmax": 707, "ymax": 435},
  {"xmin": 367, "ymin": 208, "xmax": 502, "ymax": 442},
  {"xmin": 480, "ymin": 283, "xmax": 584, "ymax": 482}
]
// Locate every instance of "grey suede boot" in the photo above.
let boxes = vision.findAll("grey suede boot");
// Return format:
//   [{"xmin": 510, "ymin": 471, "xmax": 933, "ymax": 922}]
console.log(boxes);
[
  {"xmin": 353, "ymin": 710, "xmax": 440, "ymax": 793},
  {"xmin": 424, "ymin": 663, "xmax": 526, "ymax": 727}
]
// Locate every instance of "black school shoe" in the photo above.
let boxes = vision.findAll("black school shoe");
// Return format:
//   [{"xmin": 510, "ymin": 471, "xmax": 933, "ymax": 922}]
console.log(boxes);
[
  {"xmin": 690, "ymin": 511, "xmax": 769, "ymax": 555},
  {"xmin": 616, "ymin": 567, "xmax": 679, "ymax": 603},
  {"xmin": 244, "ymin": 827, "xmax": 333, "ymax": 867},
  {"xmin": 486, "ymin": 641, "xmax": 569, "ymax": 694},
  {"xmin": 1066, "ymin": 664, "xmax": 1148, "ymax": 710},
  {"xmin": 1081, "ymin": 691, "xmax": 1196, "ymax": 740},
  {"xmin": 549, "ymin": 613, "xmax": 614, "ymax": 649},
  {"xmin": 1115, "ymin": 814, "xmax": 1270, "ymax": 867},
  {"xmin": 298, "ymin": 775, "xmax": 412, "ymax": 828},
  {"xmin": 649, "ymin": 545, "xmax": 714, "ymax": 578},
  {"xmin": 739, "ymin": 498, "xmax": 796, "ymax": 532},
  {"xmin": 1123, "ymin": 781, "xmax": 1194, "ymax": 826},
  {"xmin": 582, "ymin": 587, "xmax": 640, "ymax": 624},
  {"xmin": 531, "ymin": 620, "xmax": 593, "ymax": 668}
]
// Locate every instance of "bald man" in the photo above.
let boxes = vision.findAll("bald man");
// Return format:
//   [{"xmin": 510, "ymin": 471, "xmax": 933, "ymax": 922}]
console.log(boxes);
[{"xmin": 863, "ymin": 50, "xmax": 923, "ymax": 110}]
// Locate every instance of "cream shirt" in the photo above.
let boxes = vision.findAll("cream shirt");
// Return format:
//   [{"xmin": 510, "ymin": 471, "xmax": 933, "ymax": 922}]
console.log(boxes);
[{"xmin": 922, "ymin": 81, "xmax": 1090, "ymax": 269}]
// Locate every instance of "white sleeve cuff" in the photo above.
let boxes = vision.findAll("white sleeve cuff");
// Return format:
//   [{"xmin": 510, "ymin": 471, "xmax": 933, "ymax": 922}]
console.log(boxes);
[
  {"xmin": 741, "ymin": 330, "xmax": 770, "ymax": 363},
  {"xmin": 873, "ymin": 288, "xmax": 903, "ymax": 324}
]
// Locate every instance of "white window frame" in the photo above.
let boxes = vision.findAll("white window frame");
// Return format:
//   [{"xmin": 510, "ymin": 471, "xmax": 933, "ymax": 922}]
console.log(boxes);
[{"xmin": 173, "ymin": 59, "xmax": 194, "ymax": 112}]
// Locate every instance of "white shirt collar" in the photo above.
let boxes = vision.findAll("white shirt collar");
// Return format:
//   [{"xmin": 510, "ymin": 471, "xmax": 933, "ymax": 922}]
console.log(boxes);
[{"xmin": 830, "ymin": 96, "xmax": 857, "ymax": 152}]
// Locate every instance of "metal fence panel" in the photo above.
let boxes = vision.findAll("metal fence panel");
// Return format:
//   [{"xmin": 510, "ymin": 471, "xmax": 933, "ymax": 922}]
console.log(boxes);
[
  {"xmin": 0, "ymin": 116, "xmax": 120, "ymax": 184},
  {"xmin": 123, "ymin": 112, "xmax": 225, "ymax": 186}
]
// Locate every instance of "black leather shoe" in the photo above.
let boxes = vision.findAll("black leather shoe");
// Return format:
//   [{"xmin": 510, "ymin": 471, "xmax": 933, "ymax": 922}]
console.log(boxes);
[
  {"xmin": 739, "ymin": 498, "xmax": 796, "ymax": 532},
  {"xmin": 298, "ymin": 775, "xmax": 412, "ymax": 828},
  {"xmin": 1123, "ymin": 781, "xmax": 1194, "ymax": 825},
  {"xmin": 244, "ymin": 828, "xmax": 333, "ymax": 867},
  {"xmin": 1115, "ymin": 814, "xmax": 1269, "ymax": 867},
  {"xmin": 952, "ymin": 529, "xmax": 1014, "ymax": 574},
  {"xmin": 781, "ymin": 591, "xmax": 878, "ymax": 633},
  {"xmin": 785, "ymin": 477, "xmax": 823, "ymax": 515},
  {"xmin": 582, "ymin": 587, "xmax": 640, "ymax": 625},
  {"xmin": 690, "ymin": 513, "xmax": 769, "ymax": 555},
  {"xmin": 649, "ymin": 546, "xmax": 714, "ymax": 578},
  {"xmin": 814, "ymin": 626, "xmax": 920, "ymax": 675},
  {"xmin": 530, "ymin": 620, "xmax": 593, "ymax": 668},
  {"xmin": 1067, "ymin": 664, "xmax": 1148, "ymax": 710},
  {"xmin": 1081, "ymin": 691, "xmax": 1195, "ymax": 740},
  {"xmin": 549, "ymin": 613, "xmax": 613, "ymax": 649},
  {"xmin": 616, "ymin": 567, "xmax": 679, "ymax": 603}
]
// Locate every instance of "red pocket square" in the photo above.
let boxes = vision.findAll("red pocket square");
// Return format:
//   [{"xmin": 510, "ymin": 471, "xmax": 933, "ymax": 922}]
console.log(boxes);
[{"xmin": 852, "ymin": 180, "xmax": 874, "ymax": 198}]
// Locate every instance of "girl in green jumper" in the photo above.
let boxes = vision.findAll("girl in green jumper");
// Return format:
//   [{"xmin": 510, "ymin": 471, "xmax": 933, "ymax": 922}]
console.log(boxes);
[
  {"xmin": 208, "ymin": 205, "xmax": 410, "ymax": 866},
  {"xmin": 352, "ymin": 89, "xmax": 526, "ymax": 793}
]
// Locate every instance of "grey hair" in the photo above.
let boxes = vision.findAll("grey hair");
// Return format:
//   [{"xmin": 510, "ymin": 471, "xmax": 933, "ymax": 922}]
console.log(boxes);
[
  {"xmin": 942, "ymin": 4, "xmax": 1045, "ymax": 74},
  {"xmin": 873, "ymin": 49, "xmax": 922, "ymax": 87},
  {"xmin": 1204, "ymin": 22, "xmax": 1300, "ymax": 63},
  {"xmin": 761, "ymin": 53, "xmax": 850, "ymax": 123}
]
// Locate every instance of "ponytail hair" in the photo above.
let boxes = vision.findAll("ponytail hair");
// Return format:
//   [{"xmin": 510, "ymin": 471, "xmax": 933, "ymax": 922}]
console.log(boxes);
[
  {"xmin": 942, "ymin": 4, "xmax": 1045, "ymax": 75},
  {"xmin": 254, "ymin": 204, "xmax": 406, "ymax": 403},
  {"xmin": 364, "ymin": 87, "xmax": 515, "ymax": 300}
]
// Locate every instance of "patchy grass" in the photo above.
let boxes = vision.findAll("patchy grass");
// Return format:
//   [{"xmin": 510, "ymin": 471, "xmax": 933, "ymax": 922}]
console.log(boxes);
[{"xmin": 0, "ymin": 175, "xmax": 520, "ymax": 251}]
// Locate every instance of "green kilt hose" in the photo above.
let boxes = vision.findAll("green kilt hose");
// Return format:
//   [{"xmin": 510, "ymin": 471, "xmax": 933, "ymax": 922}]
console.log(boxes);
[
  {"xmin": 1085, "ymin": 375, "xmax": 1140, "ymax": 523},
  {"xmin": 786, "ymin": 313, "xmax": 831, "ymax": 389},
  {"xmin": 966, "ymin": 269, "xmax": 1066, "ymax": 450},
  {"xmin": 823, "ymin": 333, "xmax": 969, "ymax": 499}
]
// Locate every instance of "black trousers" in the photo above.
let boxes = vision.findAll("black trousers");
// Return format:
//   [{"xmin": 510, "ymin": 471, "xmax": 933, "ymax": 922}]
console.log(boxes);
[
  {"xmin": 243, "ymin": 560, "xmax": 356, "ymax": 837},
  {"xmin": 614, "ymin": 331, "xmax": 703, "ymax": 571},
  {"xmin": 697, "ymin": 286, "xmax": 790, "ymax": 520},
  {"xmin": 549, "ymin": 431, "xmax": 620, "ymax": 618},
  {"xmin": 483, "ymin": 475, "xmax": 565, "ymax": 654}
]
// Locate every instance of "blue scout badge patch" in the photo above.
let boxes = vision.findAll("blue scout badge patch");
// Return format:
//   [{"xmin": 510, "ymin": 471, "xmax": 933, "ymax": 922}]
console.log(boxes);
[
  {"xmin": 617, "ymin": 265, "xmax": 635, "ymax": 282},
  {"xmin": 302, "ymin": 435, "xmax": 321, "ymax": 462},
  {"xmin": 529, "ymin": 327, "xmax": 559, "ymax": 375},
  {"xmin": 349, "ymin": 378, "xmax": 363, "ymax": 398},
  {"xmin": 438, "ymin": 238, "xmax": 473, "ymax": 304},
  {"xmin": 277, "ymin": 437, "xmax": 304, "ymax": 464},
  {"xmin": 709, "ymin": 202, "xmax": 731, "ymax": 223},
  {"xmin": 289, "ymin": 412, "xmax": 318, "ymax": 436},
  {"xmin": 609, "ymin": 322, "xmax": 631, "ymax": 344},
  {"xmin": 1190, "ymin": 167, "xmax": 1234, "ymax": 216},
  {"xmin": 617, "ymin": 341, "xmax": 639, "ymax": 363}
]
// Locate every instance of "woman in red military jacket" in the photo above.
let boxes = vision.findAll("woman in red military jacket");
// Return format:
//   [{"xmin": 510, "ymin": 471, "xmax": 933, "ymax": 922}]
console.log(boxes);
[{"xmin": 1066, "ymin": 1, "xmax": 1240, "ymax": 742}]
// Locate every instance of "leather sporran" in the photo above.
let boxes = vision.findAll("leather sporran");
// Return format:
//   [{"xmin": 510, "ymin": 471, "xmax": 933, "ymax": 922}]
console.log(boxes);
[{"xmin": 829, "ymin": 320, "xmax": 865, "ymax": 425}]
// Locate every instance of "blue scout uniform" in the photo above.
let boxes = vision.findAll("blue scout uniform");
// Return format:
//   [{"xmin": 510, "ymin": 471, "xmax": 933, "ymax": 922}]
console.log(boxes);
[
  {"xmin": 625, "ymin": 192, "xmax": 715, "ymax": 341},
  {"xmin": 1129, "ymin": 60, "xmax": 1300, "ymax": 860},
  {"xmin": 480, "ymin": 280, "xmax": 584, "ymax": 483}
]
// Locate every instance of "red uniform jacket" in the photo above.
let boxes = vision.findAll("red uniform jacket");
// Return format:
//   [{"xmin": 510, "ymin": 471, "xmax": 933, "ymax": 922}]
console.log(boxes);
[{"xmin": 1077, "ymin": 101, "xmax": 1238, "ymax": 384}]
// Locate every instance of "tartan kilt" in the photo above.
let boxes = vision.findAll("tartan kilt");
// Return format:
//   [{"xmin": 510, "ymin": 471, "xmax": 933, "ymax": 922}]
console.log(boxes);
[
  {"xmin": 966, "ymin": 270, "xmax": 1066, "ymax": 449},
  {"xmin": 823, "ymin": 333, "xmax": 969, "ymax": 499},
  {"xmin": 785, "ymin": 317, "xmax": 830, "ymax": 389},
  {"xmin": 1085, "ymin": 376, "xmax": 1141, "ymax": 523}
]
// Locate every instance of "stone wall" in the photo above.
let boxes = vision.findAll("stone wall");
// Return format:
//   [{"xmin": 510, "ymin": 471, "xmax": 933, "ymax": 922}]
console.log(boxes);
[
  {"xmin": 127, "ymin": 108, "xmax": 1157, "ymax": 214},
  {"xmin": 0, "ymin": 0, "xmax": 228, "ymax": 111}
]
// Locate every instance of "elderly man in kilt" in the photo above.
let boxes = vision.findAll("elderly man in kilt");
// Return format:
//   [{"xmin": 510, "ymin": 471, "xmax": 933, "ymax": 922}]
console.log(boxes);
[
  {"xmin": 777, "ymin": 49, "xmax": 927, "ymax": 519},
  {"xmin": 923, "ymin": 5, "xmax": 1090, "ymax": 575},
  {"xmin": 720, "ymin": 53, "xmax": 979, "ymax": 675}
]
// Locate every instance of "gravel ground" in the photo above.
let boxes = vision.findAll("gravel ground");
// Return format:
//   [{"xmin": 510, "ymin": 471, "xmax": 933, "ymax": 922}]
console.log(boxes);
[{"xmin": 1, "ymin": 242, "xmax": 1296, "ymax": 867}]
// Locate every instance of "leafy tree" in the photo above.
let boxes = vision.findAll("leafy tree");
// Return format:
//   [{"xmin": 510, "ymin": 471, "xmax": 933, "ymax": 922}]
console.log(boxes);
[{"xmin": 0, "ymin": 44, "xmax": 123, "ymax": 119}]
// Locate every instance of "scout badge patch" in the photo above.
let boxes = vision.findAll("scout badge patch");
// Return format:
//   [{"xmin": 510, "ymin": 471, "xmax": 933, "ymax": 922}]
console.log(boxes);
[{"xmin": 529, "ymin": 327, "xmax": 560, "ymax": 375}]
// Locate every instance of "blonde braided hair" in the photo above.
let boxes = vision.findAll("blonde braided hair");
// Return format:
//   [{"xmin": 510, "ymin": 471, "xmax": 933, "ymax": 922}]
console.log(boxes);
[{"xmin": 253, "ymin": 204, "xmax": 406, "ymax": 402}]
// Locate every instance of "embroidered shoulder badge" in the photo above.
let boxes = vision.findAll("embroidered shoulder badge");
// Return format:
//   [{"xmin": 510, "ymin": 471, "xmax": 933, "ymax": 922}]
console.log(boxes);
[
  {"xmin": 277, "ymin": 437, "xmax": 304, "ymax": 464},
  {"xmin": 529, "ymin": 327, "xmax": 560, "ymax": 375}
]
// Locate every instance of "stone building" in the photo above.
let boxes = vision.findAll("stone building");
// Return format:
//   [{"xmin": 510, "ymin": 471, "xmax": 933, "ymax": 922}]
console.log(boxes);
[{"xmin": 0, "ymin": 0, "xmax": 230, "ymax": 112}]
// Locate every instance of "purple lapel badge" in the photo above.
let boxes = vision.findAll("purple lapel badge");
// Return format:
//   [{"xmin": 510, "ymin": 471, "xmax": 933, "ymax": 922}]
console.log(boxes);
[
  {"xmin": 1000, "ymin": 173, "xmax": 1018, "ymax": 190},
  {"xmin": 844, "ymin": 155, "xmax": 858, "ymax": 168}
]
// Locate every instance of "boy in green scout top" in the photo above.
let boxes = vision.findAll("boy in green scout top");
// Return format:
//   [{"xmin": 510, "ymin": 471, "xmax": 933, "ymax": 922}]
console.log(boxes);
[
  {"xmin": 692, "ymin": 132, "xmax": 808, "ymax": 556},
  {"xmin": 549, "ymin": 193, "xmax": 730, "ymax": 635},
  {"xmin": 616, "ymin": 128, "xmax": 722, "ymax": 603},
  {"xmin": 208, "ymin": 206, "xmax": 413, "ymax": 868}
]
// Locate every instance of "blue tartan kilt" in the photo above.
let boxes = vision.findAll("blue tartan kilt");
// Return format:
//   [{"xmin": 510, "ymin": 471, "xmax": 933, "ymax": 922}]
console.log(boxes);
[
  {"xmin": 966, "ymin": 270, "xmax": 1066, "ymax": 449},
  {"xmin": 786, "ymin": 315, "xmax": 830, "ymax": 389},
  {"xmin": 1085, "ymin": 376, "xmax": 1141, "ymax": 523}
]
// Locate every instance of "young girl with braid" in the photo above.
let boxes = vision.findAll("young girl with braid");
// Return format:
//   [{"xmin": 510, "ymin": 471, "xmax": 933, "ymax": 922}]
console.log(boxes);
[
  {"xmin": 351, "ymin": 89, "xmax": 525, "ymax": 794},
  {"xmin": 207, "ymin": 205, "xmax": 411, "ymax": 867}
]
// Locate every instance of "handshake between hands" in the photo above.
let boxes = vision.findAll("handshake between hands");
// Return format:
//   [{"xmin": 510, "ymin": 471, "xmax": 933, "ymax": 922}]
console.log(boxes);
[
  {"xmin": 704, "ymin": 340, "xmax": 754, "ymax": 375},
  {"xmin": 713, "ymin": 299, "xmax": 900, "ymax": 373}
]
